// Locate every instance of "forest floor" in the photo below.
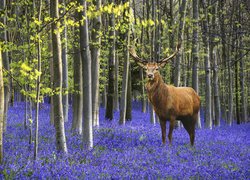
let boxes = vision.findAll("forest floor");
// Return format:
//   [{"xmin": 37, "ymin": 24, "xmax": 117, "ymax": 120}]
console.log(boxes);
[{"xmin": 0, "ymin": 102, "xmax": 249, "ymax": 179}]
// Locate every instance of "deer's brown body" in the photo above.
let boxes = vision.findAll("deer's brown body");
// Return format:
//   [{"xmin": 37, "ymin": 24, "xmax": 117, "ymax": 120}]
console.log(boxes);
[
  {"xmin": 146, "ymin": 71, "xmax": 200, "ymax": 146},
  {"xmin": 130, "ymin": 46, "xmax": 200, "ymax": 146}
]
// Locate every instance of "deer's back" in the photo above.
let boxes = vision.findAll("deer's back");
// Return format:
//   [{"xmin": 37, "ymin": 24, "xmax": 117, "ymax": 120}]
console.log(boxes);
[{"xmin": 150, "ymin": 85, "xmax": 200, "ymax": 119}]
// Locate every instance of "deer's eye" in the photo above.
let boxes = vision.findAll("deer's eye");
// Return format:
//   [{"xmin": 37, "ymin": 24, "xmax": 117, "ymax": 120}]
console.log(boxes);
[{"xmin": 155, "ymin": 68, "xmax": 159, "ymax": 70}]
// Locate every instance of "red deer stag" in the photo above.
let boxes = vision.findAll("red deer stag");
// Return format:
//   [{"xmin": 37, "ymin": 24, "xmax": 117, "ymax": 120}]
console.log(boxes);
[{"xmin": 129, "ymin": 46, "xmax": 200, "ymax": 146}]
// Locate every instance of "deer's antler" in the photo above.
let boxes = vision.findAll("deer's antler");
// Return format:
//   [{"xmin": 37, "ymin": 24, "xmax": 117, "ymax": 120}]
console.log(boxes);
[
  {"xmin": 129, "ymin": 48, "xmax": 147, "ymax": 65},
  {"xmin": 159, "ymin": 43, "xmax": 181, "ymax": 64}
]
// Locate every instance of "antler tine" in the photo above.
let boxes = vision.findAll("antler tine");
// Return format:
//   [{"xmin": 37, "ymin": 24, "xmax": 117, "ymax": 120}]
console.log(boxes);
[
  {"xmin": 129, "ymin": 48, "xmax": 147, "ymax": 64},
  {"xmin": 159, "ymin": 43, "xmax": 181, "ymax": 63}
]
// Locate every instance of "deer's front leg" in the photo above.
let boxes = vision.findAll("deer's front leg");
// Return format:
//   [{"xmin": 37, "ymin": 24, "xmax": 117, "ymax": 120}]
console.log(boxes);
[
  {"xmin": 159, "ymin": 119, "xmax": 166, "ymax": 145},
  {"xmin": 168, "ymin": 116, "xmax": 176, "ymax": 145}
]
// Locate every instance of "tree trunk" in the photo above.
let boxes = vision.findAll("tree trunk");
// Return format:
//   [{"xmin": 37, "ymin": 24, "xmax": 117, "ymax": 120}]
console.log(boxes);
[
  {"xmin": 72, "ymin": 27, "xmax": 83, "ymax": 134},
  {"xmin": 49, "ymin": 28, "xmax": 54, "ymax": 125},
  {"xmin": 213, "ymin": 49, "xmax": 221, "ymax": 126},
  {"xmin": 61, "ymin": 0, "xmax": 69, "ymax": 123},
  {"xmin": 34, "ymin": 0, "xmax": 42, "ymax": 160},
  {"xmin": 0, "ymin": 0, "xmax": 10, "ymax": 132},
  {"xmin": 0, "ymin": 46, "xmax": 4, "ymax": 164},
  {"xmin": 201, "ymin": 0, "xmax": 212, "ymax": 129},
  {"xmin": 78, "ymin": 0, "xmax": 93, "ymax": 149},
  {"xmin": 227, "ymin": 1, "xmax": 234, "ymax": 126},
  {"xmin": 114, "ymin": 50, "xmax": 119, "ymax": 111},
  {"xmin": 51, "ymin": 0, "xmax": 67, "ymax": 153},
  {"xmin": 174, "ymin": 0, "xmax": 187, "ymax": 87},
  {"xmin": 239, "ymin": 35, "xmax": 247, "ymax": 123},
  {"xmin": 149, "ymin": 0, "xmax": 156, "ymax": 125},
  {"xmin": 219, "ymin": 0, "xmax": 228, "ymax": 121},
  {"xmin": 140, "ymin": 0, "xmax": 146, "ymax": 113},
  {"xmin": 91, "ymin": 0, "xmax": 101, "ymax": 126},
  {"xmin": 119, "ymin": 0, "xmax": 130, "ymax": 125},
  {"xmin": 126, "ymin": 66, "xmax": 132, "ymax": 121},
  {"xmin": 105, "ymin": 2, "xmax": 115, "ymax": 120},
  {"xmin": 209, "ymin": 1, "xmax": 220, "ymax": 127},
  {"xmin": 169, "ymin": 0, "xmax": 175, "ymax": 84}
]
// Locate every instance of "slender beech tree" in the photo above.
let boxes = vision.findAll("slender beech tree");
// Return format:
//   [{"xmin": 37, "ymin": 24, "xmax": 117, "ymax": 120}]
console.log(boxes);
[
  {"xmin": 219, "ymin": 0, "xmax": 229, "ymax": 121},
  {"xmin": 34, "ymin": 0, "xmax": 42, "ymax": 160},
  {"xmin": 72, "ymin": 27, "xmax": 83, "ymax": 134},
  {"xmin": 209, "ymin": 1, "xmax": 220, "ymax": 126},
  {"xmin": 91, "ymin": 0, "xmax": 102, "ymax": 126},
  {"xmin": 49, "ymin": 36, "xmax": 54, "ymax": 126},
  {"xmin": 239, "ymin": 33, "xmax": 247, "ymax": 123},
  {"xmin": 0, "ymin": 0, "xmax": 10, "ymax": 132},
  {"xmin": 119, "ymin": 0, "xmax": 131, "ymax": 125},
  {"xmin": 0, "ymin": 47, "xmax": 4, "ymax": 164},
  {"xmin": 227, "ymin": 0, "xmax": 234, "ymax": 126},
  {"xmin": 114, "ymin": 52, "xmax": 119, "ymax": 111},
  {"xmin": 126, "ymin": 66, "xmax": 132, "ymax": 121},
  {"xmin": 201, "ymin": 0, "xmax": 212, "ymax": 129},
  {"xmin": 51, "ymin": 0, "xmax": 67, "ymax": 153},
  {"xmin": 78, "ymin": 0, "xmax": 93, "ymax": 149},
  {"xmin": 192, "ymin": 0, "xmax": 201, "ymax": 128},
  {"xmin": 61, "ymin": 0, "xmax": 69, "ymax": 122},
  {"xmin": 168, "ymin": 0, "xmax": 175, "ymax": 84},
  {"xmin": 140, "ymin": 0, "xmax": 147, "ymax": 113},
  {"xmin": 149, "ymin": 0, "xmax": 156, "ymax": 125},
  {"xmin": 234, "ymin": 6, "xmax": 240, "ymax": 124},
  {"xmin": 105, "ymin": 0, "xmax": 115, "ymax": 120},
  {"xmin": 174, "ymin": 0, "xmax": 187, "ymax": 87}
]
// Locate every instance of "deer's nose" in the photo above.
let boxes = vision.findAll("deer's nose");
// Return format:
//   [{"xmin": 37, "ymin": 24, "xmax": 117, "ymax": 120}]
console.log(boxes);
[{"xmin": 148, "ymin": 74, "xmax": 153, "ymax": 78}]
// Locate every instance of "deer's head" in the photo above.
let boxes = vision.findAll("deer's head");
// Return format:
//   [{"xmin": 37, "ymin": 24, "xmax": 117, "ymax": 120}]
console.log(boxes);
[{"xmin": 129, "ymin": 45, "xmax": 180, "ymax": 80}]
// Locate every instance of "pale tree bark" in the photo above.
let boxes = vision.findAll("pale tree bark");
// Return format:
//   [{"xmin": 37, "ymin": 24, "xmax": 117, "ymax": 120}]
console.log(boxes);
[
  {"xmin": 227, "ymin": 0, "xmax": 234, "ymax": 126},
  {"xmin": 0, "ymin": 47, "xmax": 4, "ymax": 164},
  {"xmin": 149, "ymin": 0, "xmax": 156, "ymax": 125},
  {"xmin": 126, "ymin": 66, "xmax": 132, "ymax": 121},
  {"xmin": 174, "ymin": 0, "xmax": 187, "ymax": 87},
  {"xmin": 119, "ymin": 0, "xmax": 130, "ymax": 125},
  {"xmin": 105, "ymin": 0, "xmax": 115, "ymax": 120},
  {"xmin": 91, "ymin": 0, "xmax": 102, "ymax": 126},
  {"xmin": 213, "ymin": 49, "xmax": 221, "ymax": 126},
  {"xmin": 168, "ymin": 0, "xmax": 175, "ymax": 84},
  {"xmin": 72, "ymin": 27, "xmax": 83, "ymax": 134},
  {"xmin": 0, "ymin": 0, "xmax": 10, "ymax": 132},
  {"xmin": 61, "ymin": 0, "xmax": 69, "ymax": 123},
  {"xmin": 114, "ymin": 1, "xmax": 119, "ymax": 111},
  {"xmin": 34, "ymin": 0, "xmax": 42, "ymax": 160},
  {"xmin": 119, "ymin": 37, "xmax": 130, "ymax": 125},
  {"xmin": 78, "ymin": 0, "xmax": 93, "ymax": 149},
  {"xmin": 209, "ymin": 1, "xmax": 220, "ymax": 127},
  {"xmin": 114, "ymin": 52, "xmax": 119, "ymax": 111},
  {"xmin": 174, "ymin": 0, "xmax": 187, "ymax": 128},
  {"xmin": 234, "ymin": 4, "xmax": 240, "ymax": 124},
  {"xmin": 140, "ymin": 0, "xmax": 146, "ymax": 113},
  {"xmin": 51, "ymin": 0, "xmax": 67, "ymax": 153},
  {"xmin": 219, "ymin": 0, "xmax": 228, "ymax": 121},
  {"xmin": 201, "ymin": 0, "xmax": 212, "ymax": 129},
  {"xmin": 235, "ymin": 3, "xmax": 247, "ymax": 124},
  {"xmin": 239, "ymin": 35, "xmax": 247, "ymax": 123},
  {"xmin": 155, "ymin": 0, "xmax": 161, "ymax": 62},
  {"xmin": 49, "ymin": 3, "xmax": 54, "ymax": 125}
]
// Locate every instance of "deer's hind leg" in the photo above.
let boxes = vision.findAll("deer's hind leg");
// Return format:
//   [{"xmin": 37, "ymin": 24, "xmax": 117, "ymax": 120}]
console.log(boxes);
[{"xmin": 181, "ymin": 116, "xmax": 196, "ymax": 146}]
